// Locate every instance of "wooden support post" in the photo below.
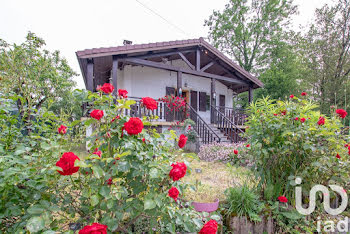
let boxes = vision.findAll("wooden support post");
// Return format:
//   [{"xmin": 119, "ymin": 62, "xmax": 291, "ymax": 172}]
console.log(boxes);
[
  {"xmin": 196, "ymin": 49, "xmax": 200, "ymax": 71},
  {"xmin": 248, "ymin": 86, "xmax": 253, "ymax": 104},
  {"xmin": 111, "ymin": 56, "xmax": 118, "ymax": 95},
  {"xmin": 87, "ymin": 59, "xmax": 94, "ymax": 91},
  {"xmin": 177, "ymin": 71, "xmax": 182, "ymax": 96},
  {"xmin": 211, "ymin": 78, "xmax": 216, "ymax": 123}
]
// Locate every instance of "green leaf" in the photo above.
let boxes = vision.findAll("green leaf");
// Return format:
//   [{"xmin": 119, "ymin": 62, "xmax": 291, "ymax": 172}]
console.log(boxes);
[
  {"xmin": 42, "ymin": 231, "xmax": 56, "ymax": 234},
  {"xmin": 84, "ymin": 118, "xmax": 96, "ymax": 126},
  {"xmin": 149, "ymin": 168, "xmax": 159, "ymax": 179},
  {"xmin": 91, "ymin": 195, "xmax": 99, "ymax": 206},
  {"xmin": 75, "ymin": 160, "xmax": 91, "ymax": 168},
  {"xmin": 92, "ymin": 165, "xmax": 104, "ymax": 178},
  {"xmin": 99, "ymin": 186, "xmax": 111, "ymax": 197},
  {"xmin": 26, "ymin": 216, "xmax": 45, "ymax": 233},
  {"xmin": 41, "ymin": 142, "xmax": 51, "ymax": 150},
  {"xmin": 27, "ymin": 205, "xmax": 45, "ymax": 215},
  {"xmin": 144, "ymin": 198, "xmax": 156, "ymax": 210},
  {"xmin": 70, "ymin": 120, "xmax": 81, "ymax": 127}
]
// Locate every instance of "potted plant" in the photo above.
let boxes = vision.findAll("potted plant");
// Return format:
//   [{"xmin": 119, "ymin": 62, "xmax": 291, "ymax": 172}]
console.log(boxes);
[{"xmin": 185, "ymin": 181, "xmax": 220, "ymax": 213}]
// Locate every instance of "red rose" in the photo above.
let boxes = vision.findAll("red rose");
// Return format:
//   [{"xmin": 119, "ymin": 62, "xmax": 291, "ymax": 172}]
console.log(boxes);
[
  {"xmin": 90, "ymin": 109, "xmax": 104, "ymax": 120},
  {"xmin": 56, "ymin": 152, "xmax": 80, "ymax": 176},
  {"xmin": 301, "ymin": 92, "xmax": 307, "ymax": 96},
  {"xmin": 199, "ymin": 220, "xmax": 218, "ymax": 234},
  {"xmin": 278, "ymin": 196, "xmax": 288, "ymax": 203},
  {"xmin": 290, "ymin": 94, "xmax": 294, "ymax": 99},
  {"xmin": 317, "ymin": 116, "xmax": 325, "ymax": 126},
  {"xmin": 58, "ymin": 125, "xmax": 67, "ymax": 135},
  {"xmin": 100, "ymin": 83, "xmax": 114, "ymax": 94},
  {"xmin": 118, "ymin": 89, "xmax": 128, "ymax": 98},
  {"xmin": 246, "ymin": 144, "xmax": 250, "ymax": 148},
  {"xmin": 142, "ymin": 138, "xmax": 146, "ymax": 143},
  {"xmin": 336, "ymin": 109, "xmax": 347, "ymax": 119},
  {"xmin": 168, "ymin": 187, "xmax": 179, "ymax": 201},
  {"xmin": 281, "ymin": 110, "xmax": 287, "ymax": 115},
  {"xmin": 273, "ymin": 113, "xmax": 278, "ymax": 116},
  {"xmin": 106, "ymin": 177, "xmax": 112, "ymax": 185},
  {"xmin": 141, "ymin": 97, "xmax": 158, "ymax": 110},
  {"xmin": 169, "ymin": 162, "xmax": 187, "ymax": 181},
  {"xmin": 300, "ymin": 118, "xmax": 306, "ymax": 123},
  {"xmin": 79, "ymin": 223, "xmax": 108, "ymax": 234},
  {"xmin": 111, "ymin": 115, "xmax": 120, "ymax": 123},
  {"xmin": 178, "ymin": 134, "xmax": 188, "ymax": 148},
  {"xmin": 124, "ymin": 117, "xmax": 144, "ymax": 135},
  {"xmin": 336, "ymin": 153, "xmax": 341, "ymax": 159},
  {"xmin": 294, "ymin": 117, "xmax": 299, "ymax": 121},
  {"xmin": 93, "ymin": 148, "xmax": 102, "ymax": 157},
  {"xmin": 234, "ymin": 149, "xmax": 238, "ymax": 155}
]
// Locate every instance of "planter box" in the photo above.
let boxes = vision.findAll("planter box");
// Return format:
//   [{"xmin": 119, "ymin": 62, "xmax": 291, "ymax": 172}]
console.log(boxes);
[{"xmin": 226, "ymin": 216, "xmax": 275, "ymax": 234}]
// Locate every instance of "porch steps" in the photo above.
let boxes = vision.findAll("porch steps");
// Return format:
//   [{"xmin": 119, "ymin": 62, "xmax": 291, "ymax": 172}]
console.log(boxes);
[{"xmin": 197, "ymin": 124, "xmax": 232, "ymax": 144}]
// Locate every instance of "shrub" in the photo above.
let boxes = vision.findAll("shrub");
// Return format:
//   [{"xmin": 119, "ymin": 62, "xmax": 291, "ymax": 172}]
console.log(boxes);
[
  {"xmin": 245, "ymin": 96, "xmax": 350, "ymax": 199},
  {"xmin": 37, "ymin": 88, "xmax": 215, "ymax": 233},
  {"xmin": 0, "ymin": 94, "xmax": 76, "ymax": 232},
  {"xmin": 182, "ymin": 119, "xmax": 197, "ymax": 144},
  {"xmin": 224, "ymin": 185, "xmax": 263, "ymax": 222},
  {"xmin": 0, "ymin": 88, "xmax": 220, "ymax": 233}
]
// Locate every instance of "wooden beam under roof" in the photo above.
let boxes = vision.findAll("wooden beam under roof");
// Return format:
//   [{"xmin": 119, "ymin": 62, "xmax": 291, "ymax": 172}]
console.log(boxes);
[{"xmin": 120, "ymin": 57, "xmax": 249, "ymax": 86}]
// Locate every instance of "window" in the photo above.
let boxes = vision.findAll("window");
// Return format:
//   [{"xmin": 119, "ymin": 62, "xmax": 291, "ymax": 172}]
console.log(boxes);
[
  {"xmin": 199, "ymin": 92, "xmax": 207, "ymax": 111},
  {"xmin": 206, "ymin": 95, "xmax": 210, "ymax": 110}
]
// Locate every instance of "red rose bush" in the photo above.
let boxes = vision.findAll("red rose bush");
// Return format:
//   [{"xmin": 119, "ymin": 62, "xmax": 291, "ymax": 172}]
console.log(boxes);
[
  {"xmin": 47, "ymin": 84, "xmax": 211, "ymax": 233},
  {"xmin": 246, "ymin": 96, "xmax": 350, "ymax": 201}
]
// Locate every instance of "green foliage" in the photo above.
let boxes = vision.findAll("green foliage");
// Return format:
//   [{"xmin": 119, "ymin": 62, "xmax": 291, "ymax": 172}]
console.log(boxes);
[
  {"xmin": 182, "ymin": 119, "xmax": 197, "ymax": 144},
  {"xmin": 205, "ymin": 0, "xmax": 297, "ymax": 72},
  {"xmin": 297, "ymin": 0, "xmax": 350, "ymax": 119},
  {"xmin": 0, "ymin": 32, "xmax": 77, "ymax": 120},
  {"xmin": 224, "ymin": 185, "xmax": 263, "ymax": 222},
  {"xmin": 245, "ymin": 96, "xmax": 350, "ymax": 200},
  {"xmin": 267, "ymin": 201, "xmax": 311, "ymax": 233},
  {"xmin": 0, "ymin": 94, "xmax": 77, "ymax": 232},
  {"xmin": 255, "ymin": 34, "xmax": 305, "ymax": 101}
]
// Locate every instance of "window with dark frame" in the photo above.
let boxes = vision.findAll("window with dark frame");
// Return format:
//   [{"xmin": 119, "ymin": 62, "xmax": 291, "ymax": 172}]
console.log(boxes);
[
  {"xmin": 199, "ymin": 92, "xmax": 207, "ymax": 112},
  {"xmin": 206, "ymin": 95, "xmax": 210, "ymax": 111}
]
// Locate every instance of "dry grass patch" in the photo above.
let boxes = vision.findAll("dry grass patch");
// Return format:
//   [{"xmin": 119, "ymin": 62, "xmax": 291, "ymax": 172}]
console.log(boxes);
[{"xmin": 175, "ymin": 151, "xmax": 255, "ymax": 203}]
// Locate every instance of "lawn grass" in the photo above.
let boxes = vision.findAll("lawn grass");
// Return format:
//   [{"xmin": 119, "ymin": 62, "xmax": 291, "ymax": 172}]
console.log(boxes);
[{"xmin": 174, "ymin": 151, "xmax": 255, "ymax": 203}]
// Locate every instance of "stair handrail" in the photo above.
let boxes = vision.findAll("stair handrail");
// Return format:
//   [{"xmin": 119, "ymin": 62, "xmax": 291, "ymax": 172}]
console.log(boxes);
[
  {"xmin": 211, "ymin": 105, "xmax": 247, "ymax": 142},
  {"xmin": 211, "ymin": 105, "xmax": 245, "ymax": 134},
  {"xmin": 186, "ymin": 103, "xmax": 221, "ymax": 143}
]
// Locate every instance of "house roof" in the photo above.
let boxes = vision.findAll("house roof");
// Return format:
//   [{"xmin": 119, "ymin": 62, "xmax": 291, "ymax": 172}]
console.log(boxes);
[{"xmin": 76, "ymin": 38, "xmax": 263, "ymax": 92}]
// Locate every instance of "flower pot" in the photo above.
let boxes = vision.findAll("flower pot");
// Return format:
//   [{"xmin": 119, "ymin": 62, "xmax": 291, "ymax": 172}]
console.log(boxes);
[{"xmin": 192, "ymin": 198, "xmax": 219, "ymax": 213}]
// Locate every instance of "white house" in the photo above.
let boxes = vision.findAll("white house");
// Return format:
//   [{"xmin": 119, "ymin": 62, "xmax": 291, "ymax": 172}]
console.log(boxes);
[{"xmin": 76, "ymin": 38, "xmax": 263, "ymax": 144}]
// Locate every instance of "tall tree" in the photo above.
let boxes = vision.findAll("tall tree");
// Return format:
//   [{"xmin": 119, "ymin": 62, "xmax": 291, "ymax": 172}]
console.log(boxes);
[
  {"xmin": 205, "ymin": 0, "xmax": 297, "ymax": 73},
  {"xmin": 0, "ymin": 32, "xmax": 77, "ymax": 120},
  {"xmin": 301, "ymin": 0, "xmax": 350, "ymax": 115},
  {"xmin": 255, "ymin": 32, "xmax": 306, "ymax": 100}
]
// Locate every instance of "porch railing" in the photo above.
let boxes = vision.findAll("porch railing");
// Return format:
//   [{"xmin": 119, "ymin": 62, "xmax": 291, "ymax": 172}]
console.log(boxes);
[
  {"xmin": 211, "ymin": 105, "xmax": 245, "ymax": 143},
  {"xmin": 83, "ymin": 97, "xmax": 185, "ymax": 121},
  {"xmin": 220, "ymin": 107, "xmax": 248, "ymax": 126},
  {"xmin": 126, "ymin": 98, "xmax": 185, "ymax": 121},
  {"xmin": 186, "ymin": 103, "xmax": 221, "ymax": 144}
]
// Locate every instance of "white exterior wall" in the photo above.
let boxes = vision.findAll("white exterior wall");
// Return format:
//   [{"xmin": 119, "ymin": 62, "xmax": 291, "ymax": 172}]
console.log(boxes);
[{"xmin": 117, "ymin": 59, "xmax": 233, "ymax": 122}]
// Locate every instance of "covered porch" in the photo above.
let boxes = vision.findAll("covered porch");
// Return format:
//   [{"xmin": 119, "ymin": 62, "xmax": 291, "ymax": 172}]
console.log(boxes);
[{"xmin": 77, "ymin": 38, "xmax": 263, "ymax": 143}]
